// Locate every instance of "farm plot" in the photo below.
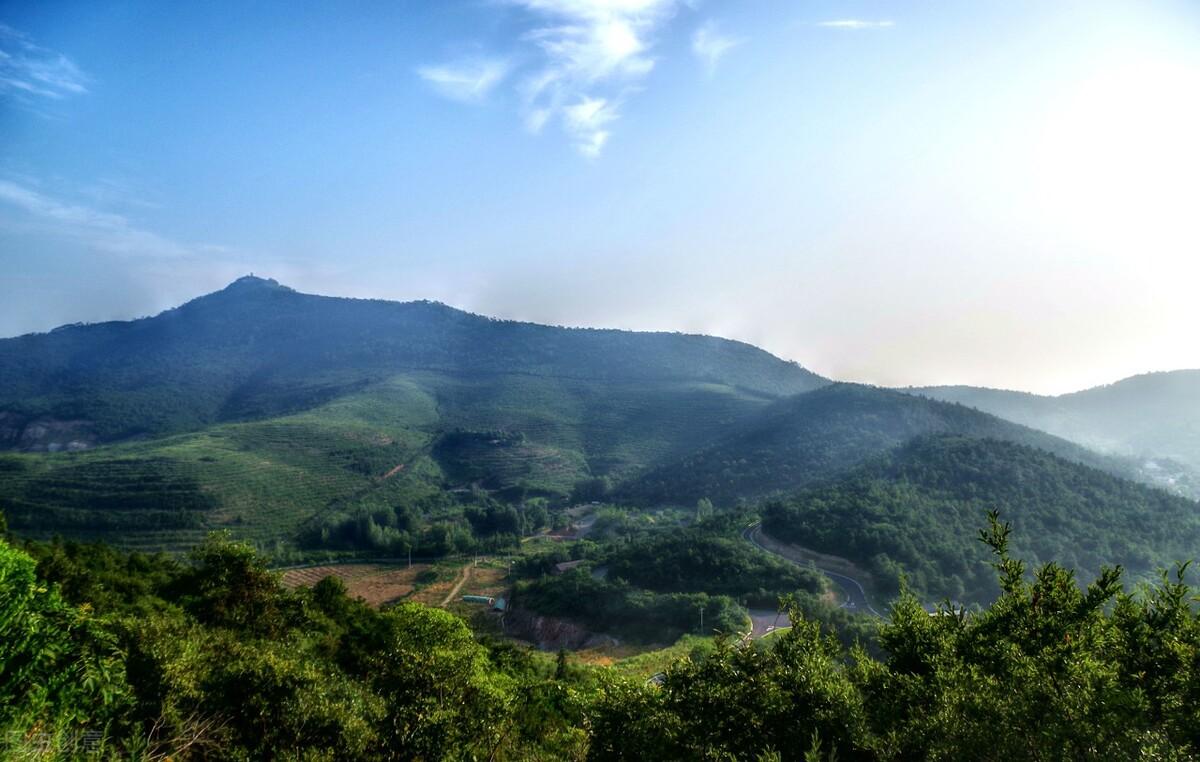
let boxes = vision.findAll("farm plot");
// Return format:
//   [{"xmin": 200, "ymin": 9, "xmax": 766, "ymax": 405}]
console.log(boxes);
[{"xmin": 281, "ymin": 563, "xmax": 433, "ymax": 608}]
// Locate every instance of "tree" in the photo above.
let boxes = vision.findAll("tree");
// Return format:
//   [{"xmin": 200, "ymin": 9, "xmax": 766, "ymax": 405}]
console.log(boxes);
[{"xmin": 0, "ymin": 538, "xmax": 129, "ymax": 756}]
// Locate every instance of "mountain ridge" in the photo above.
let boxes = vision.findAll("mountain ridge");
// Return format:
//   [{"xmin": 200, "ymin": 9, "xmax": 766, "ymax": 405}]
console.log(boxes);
[
  {"xmin": 0, "ymin": 276, "xmax": 826, "ymax": 451},
  {"xmin": 912, "ymin": 370, "xmax": 1200, "ymax": 472}
]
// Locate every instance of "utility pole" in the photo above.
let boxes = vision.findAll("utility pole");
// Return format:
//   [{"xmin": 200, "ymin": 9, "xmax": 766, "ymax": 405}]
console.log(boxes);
[
  {"xmin": 408, "ymin": 548, "xmax": 411, "ymax": 569},
  {"xmin": 700, "ymin": 606, "xmax": 704, "ymax": 633}
]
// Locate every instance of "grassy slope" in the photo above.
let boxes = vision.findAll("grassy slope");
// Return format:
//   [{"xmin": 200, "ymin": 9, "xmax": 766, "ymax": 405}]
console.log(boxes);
[
  {"xmin": 0, "ymin": 378, "xmax": 444, "ymax": 550},
  {"xmin": 0, "ymin": 372, "xmax": 780, "ymax": 550}
]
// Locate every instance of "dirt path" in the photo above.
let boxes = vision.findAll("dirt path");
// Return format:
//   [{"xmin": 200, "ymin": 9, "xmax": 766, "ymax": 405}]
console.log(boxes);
[{"xmin": 440, "ymin": 564, "xmax": 472, "ymax": 608}]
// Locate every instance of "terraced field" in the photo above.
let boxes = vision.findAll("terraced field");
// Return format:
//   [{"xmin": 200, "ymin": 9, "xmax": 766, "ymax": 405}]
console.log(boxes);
[
  {"xmin": 0, "ymin": 368, "xmax": 788, "ymax": 551},
  {"xmin": 0, "ymin": 380, "xmax": 446, "ymax": 550}
]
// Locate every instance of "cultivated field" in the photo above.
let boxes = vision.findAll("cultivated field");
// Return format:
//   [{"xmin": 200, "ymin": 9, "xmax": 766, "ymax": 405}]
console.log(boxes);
[{"xmin": 281, "ymin": 562, "xmax": 439, "ymax": 608}]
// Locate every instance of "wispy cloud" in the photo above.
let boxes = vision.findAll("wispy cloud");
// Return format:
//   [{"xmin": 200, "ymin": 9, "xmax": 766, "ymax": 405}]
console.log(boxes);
[
  {"xmin": 0, "ymin": 179, "xmax": 223, "ymax": 259},
  {"xmin": 415, "ymin": 1, "xmax": 686, "ymax": 156},
  {"xmin": 817, "ymin": 20, "xmax": 895, "ymax": 30},
  {"xmin": 0, "ymin": 24, "xmax": 88, "ymax": 101},
  {"xmin": 417, "ymin": 58, "xmax": 511, "ymax": 103},
  {"xmin": 514, "ymin": 0, "xmax": 681, "ymax": 156},
  {"xmin": 691, "ymin": 20, "xmax": 745, "ymax": 75},
  {"xmin": 562, "ymin": 95, "xmax": 619, "ymax": 157}
]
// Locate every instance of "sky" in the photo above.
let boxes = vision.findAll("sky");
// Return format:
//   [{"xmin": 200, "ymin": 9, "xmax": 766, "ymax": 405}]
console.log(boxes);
[{"xmin": 1, "ymin": 0, "xmax": 1198, "ymax": 395}]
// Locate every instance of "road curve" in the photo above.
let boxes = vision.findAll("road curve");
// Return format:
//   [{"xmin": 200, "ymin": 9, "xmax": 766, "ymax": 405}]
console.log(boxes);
[{"xmin": 742, "ymin": 523, "xmax": 884, "ymax": 618}]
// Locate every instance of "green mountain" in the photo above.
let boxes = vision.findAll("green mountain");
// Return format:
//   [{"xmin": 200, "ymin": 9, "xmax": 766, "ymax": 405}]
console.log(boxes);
[
  {"xmin": 763, "ymin": 435, "xmax": 1200, "ymax": 603},
  {"xmin": 0, "ymin": 276, "xmax": 824, "ymax": 449},
  {"xmin": 618, "ymin": 383, "xmax": 1136, "ymax": 507},
  {"xmin": 913, "ymin": 370, "xmax": 1200, "ymax": 477},
  {"xmin": 0, "ymin": 277, "xmax": 825, "ymax": 549}
]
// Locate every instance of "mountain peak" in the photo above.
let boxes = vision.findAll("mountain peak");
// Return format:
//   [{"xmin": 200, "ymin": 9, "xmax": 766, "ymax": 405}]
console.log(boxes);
[{"xmin": 222, "ymin": 274, "xmax": 291, "ymax": 293}]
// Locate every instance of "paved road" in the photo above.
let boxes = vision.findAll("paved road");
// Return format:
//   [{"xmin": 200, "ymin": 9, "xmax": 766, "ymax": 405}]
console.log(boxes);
[
  {"xmin": 742, "ymin": 523, "xmax": 883, "ymax": 618},
  {"xmin": 748, "ymin": 608, "xmax": 792, "ymax": 638}
]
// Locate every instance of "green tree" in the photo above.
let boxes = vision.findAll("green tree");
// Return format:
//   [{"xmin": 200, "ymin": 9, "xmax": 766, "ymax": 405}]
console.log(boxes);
[{"xmin": 0, "ymin": 538, "xmax": 129, "ymax": 756}]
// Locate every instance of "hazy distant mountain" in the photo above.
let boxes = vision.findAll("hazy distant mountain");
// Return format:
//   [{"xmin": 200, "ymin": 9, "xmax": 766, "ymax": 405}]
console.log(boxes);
[
  {"xmin": 618, "ymin": 383, "xmax": 1143, "ymax": 507},
  {"xmin": 913, "ymin": 371, "xmax": 1200, "ymax": 474},
  {"xmin": 763, "ymin": 435, "xmax": 1200, "ymax": 604}
]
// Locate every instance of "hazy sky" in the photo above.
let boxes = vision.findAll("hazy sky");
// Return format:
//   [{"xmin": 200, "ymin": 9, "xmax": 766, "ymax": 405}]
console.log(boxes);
[{"xmin": 2, "ymin": 1, "xmax": 1198, "ymax": 394}]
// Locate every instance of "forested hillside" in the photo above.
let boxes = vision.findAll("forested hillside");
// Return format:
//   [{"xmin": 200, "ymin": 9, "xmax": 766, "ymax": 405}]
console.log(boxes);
[
  {"xmin": 0, "ymin": 277, "xmax": 827, "ymax": 549},
  {"xmin": 763, "ymin": 435, "xmax": 1200, "ymax": 603},
  {"xmin": 619, "ymin": 384, "xmax": 1141, "ymax": 507},
  {"xmin": 0, "ymin": 276, "xmax": 823, "ymax": 448},
  {"xmin": 3, "ymin": 279, "xmax": 1193, "ymax": 566}
]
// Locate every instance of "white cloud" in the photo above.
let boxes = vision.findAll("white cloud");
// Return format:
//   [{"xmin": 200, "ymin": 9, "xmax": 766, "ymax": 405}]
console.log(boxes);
[
  {"xmin": 691, "ymin": 20, "xmax": 744, "ymax": 75},
  {"xmin": 417, "ymin": 58, "xmax": 511, "ymax": 103},
  {"xmin": 0, "ymin": 24, "xmax": 88, "ymax": 101},
  {"xmin": 563, "ymin": 96, "xmax": 618, "ymax": 156},
  {"xmin": 817, "ymin": 20, "xmax": 895, "ymax": 30},
  {"xmin": 415, "ymin": 1, "xmax": 685, "ymax": 156},
  {"xmin": 512, "ymin": 0, "xmax": 681, "ymax": 155},
  {"xmin": 0, "ymin": 179, "xmax": 223, "ymax": 259}
]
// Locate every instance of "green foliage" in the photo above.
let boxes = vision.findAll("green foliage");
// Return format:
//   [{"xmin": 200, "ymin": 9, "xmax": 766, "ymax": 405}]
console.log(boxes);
[
  {"xmin": 587, "ymin": 619, "xmax": 868, "ymax": 760},
  {"xmin": 3, "ymin": 518, "xmax": 1200, "ymax": 759},
  {"xmin": 0, "ymin": 538, "xmax": 129, "ymax": 756},
  {"xmin": 763, "ymin": 435, "xmax": 1200, "ymax": 603},
  {"xmin": 856, "ymin": 512, "xmax": 1200, "ymax": 759},
  {"xmin": 24, "ymin": 537, "xmax": 181, "ymax": 616},
  {"xmin": 587, "ymin": 520, "xmax": 1200, "ymax": 760},
  {"xmin": 607, "ymin": 528, "xmax": 825, "ymax": 607},
  {"xmin": 620, "ymin": 383, "xmax": 1142, "ymax": 507},
  {"xmin": 515, "ymin": 570, "xmax": 748, "ymax": 643},
  {"xmin": 174, "ymin": 532, "xmax": 299, "ymax": 637},
  {"xmin": 364, "ymin": 603, "xmax": 513, "ymax": 759}
]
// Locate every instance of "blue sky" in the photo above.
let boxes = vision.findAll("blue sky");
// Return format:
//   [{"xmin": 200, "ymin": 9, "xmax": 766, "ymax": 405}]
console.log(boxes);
[{"xmin": 2, "ymin": 1, "xmax": 1198, "ymax": 393}]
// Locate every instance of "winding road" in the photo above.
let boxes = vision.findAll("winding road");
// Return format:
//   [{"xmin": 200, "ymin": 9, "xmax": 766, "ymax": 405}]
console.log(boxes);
[{"xmin": 742, "ymin": 522, "xmax": 883, "ymax": 618}]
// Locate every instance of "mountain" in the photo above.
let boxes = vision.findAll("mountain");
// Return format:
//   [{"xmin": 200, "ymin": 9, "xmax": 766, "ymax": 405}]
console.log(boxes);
[
  {"xmin": 0, "ymin": 277, "xmax": 826, "ymax": 549},
  {"xmin": 913, "ymin": 371, "xmax": 1200, "ymax": 476},
  {"xmin": 617, "ymin": 383, "xmax": 1142, "ymax": 507},
  {"xmin": 762, "ymin": 435, "xmax": 1200, "ymax": 604},
  {"xmin": 0, "ymin": 276, "xmax": 825, "ymax": 451}
]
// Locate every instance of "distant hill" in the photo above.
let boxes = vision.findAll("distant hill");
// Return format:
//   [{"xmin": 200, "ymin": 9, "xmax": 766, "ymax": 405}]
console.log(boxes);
[
  {"xmin": 763, "ymin": 435, "xmax": 1200, "ymax": 604},
  {"xmin": 617, "ymin": 384, "xmax": 1139, "ymax": 507},
  {"xmin": 913, "ymin": 371, "xmax": 1200, "ymax": 476}
]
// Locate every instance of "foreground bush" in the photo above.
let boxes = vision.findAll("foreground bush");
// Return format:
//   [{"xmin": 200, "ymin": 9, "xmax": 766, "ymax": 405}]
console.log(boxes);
[{"xmin": 1, "ymin": 513, "xmax": 1197, "ymax": 760}]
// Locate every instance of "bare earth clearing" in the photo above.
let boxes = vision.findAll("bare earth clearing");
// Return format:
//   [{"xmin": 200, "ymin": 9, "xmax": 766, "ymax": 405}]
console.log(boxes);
[{"xmin": 281, "ymin": 563, "xmax": 432, "ymax": 608}]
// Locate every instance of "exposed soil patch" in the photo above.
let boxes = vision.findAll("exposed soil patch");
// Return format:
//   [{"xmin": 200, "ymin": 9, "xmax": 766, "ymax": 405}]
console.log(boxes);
[
  {"xmin": 281, "ymin": 563, "xmax": 431, "ymax": 608},
  {"xmin": 503, "ymin": 605, "xmax": 618, "ymax": 651}
]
